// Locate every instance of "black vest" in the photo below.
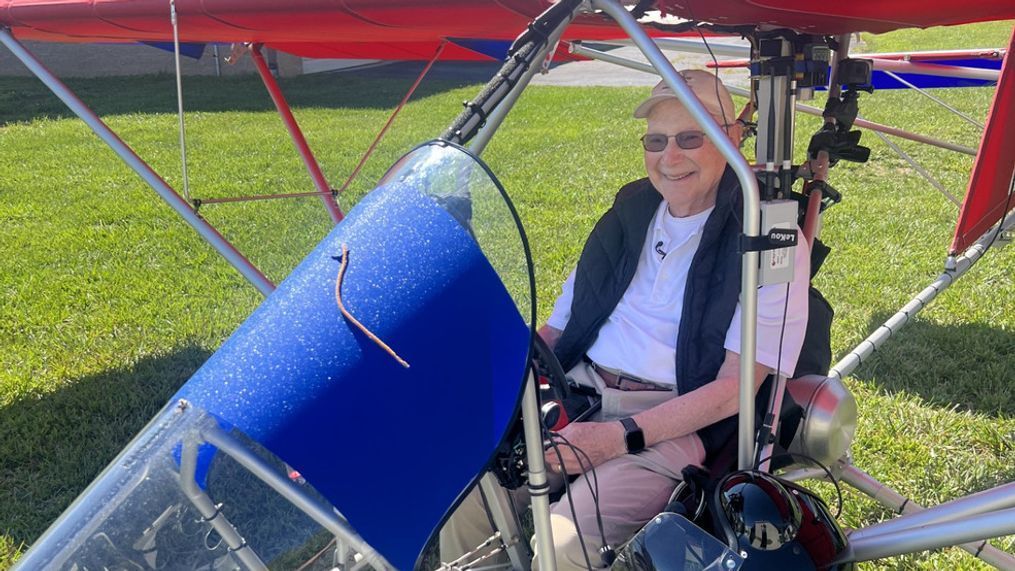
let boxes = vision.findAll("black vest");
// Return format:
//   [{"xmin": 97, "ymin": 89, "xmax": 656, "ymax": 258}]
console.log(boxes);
[{"xmin": 554, "ymin": 167, "xmax": 749, "ymax": 459}]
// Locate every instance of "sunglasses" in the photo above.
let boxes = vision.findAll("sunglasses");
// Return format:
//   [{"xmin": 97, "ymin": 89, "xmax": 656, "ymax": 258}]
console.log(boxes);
[{"xmin": 641, "ymin": 131, "xmax": 707, "ymax": 152}]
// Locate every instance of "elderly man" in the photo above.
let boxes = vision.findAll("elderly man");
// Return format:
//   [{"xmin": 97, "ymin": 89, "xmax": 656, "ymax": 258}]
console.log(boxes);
[{"xmin": 442, "ymin": 70, "xmax": 811, "ymax": 570}]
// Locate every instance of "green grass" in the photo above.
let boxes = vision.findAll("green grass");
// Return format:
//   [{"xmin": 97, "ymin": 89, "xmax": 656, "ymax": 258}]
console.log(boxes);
[
  {"xmin": 2, "ymin": 21, "xmax": 1014, "ymax": 569},
  {"xmin": 860, "ymin": 20, "xmax": 1014, "ymax": 52}
]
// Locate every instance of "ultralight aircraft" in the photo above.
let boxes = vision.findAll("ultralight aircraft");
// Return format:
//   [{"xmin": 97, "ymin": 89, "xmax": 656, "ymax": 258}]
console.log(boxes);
[{"xmin": 1, "ymin": 0, "xmax": 1014, "ymax": 569}]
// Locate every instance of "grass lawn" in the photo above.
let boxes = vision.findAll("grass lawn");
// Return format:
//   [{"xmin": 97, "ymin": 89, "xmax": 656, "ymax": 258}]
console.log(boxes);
[{"xmin": 1, "ymin": 21, "xmax": 1014, "ymax": 570}]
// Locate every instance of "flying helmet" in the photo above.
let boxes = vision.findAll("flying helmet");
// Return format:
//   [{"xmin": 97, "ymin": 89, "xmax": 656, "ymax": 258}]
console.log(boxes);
[{"xmin": 711, "ymin": 470, "xmax": 854, "ymax": 570}]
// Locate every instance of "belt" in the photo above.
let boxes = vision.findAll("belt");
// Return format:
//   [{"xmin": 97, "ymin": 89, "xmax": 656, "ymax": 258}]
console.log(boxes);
[{"xmin": 590, "ymin": 362, "xmax": 672, "ymax": 392}]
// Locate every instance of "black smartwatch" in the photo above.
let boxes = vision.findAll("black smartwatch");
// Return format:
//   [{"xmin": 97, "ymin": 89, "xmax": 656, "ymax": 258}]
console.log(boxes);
[{"xmin": 619, "ymin": 417, "xmax": 645, "ymax": 453}]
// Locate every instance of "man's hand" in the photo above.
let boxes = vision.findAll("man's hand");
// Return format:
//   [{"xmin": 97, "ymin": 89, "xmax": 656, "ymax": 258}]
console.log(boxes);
[{"xmin": 543, "ymin": 421, "xmax": 626, "ymax": 475}]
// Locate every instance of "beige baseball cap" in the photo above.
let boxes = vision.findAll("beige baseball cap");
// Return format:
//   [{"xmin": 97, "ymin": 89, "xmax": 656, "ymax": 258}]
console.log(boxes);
[{"xmin": 633, "ymin": 70, "xmax": 735, "ymax": 123}]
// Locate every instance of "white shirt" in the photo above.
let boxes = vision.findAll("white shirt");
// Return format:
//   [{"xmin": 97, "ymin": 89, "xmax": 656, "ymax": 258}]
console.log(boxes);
[{"xmin": 546, "ymin": 200, "xmax": 810, "ymax": 385}]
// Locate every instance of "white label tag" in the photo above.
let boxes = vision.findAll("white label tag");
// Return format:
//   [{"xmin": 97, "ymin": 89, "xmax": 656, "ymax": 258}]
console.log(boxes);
[{"xmin": 769, "ymin": 247, "xmax": 790, "ymax": 270}]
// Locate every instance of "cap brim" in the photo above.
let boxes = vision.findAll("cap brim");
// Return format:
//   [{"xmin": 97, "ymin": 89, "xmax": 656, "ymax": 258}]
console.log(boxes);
[{"xmin": 633, "ymin": 94, "xmax": 723, "ymax": 119}]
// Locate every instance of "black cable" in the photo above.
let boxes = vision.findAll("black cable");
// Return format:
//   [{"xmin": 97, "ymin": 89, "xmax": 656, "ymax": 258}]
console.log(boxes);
[
  {"xmin": 774, "ymin": 281, "xmax": 791, "ymax": 384},
  {"xmin": 688, "ymin": 18, "xmax": 731, "ymax": 130},
  {"xmin": 545, "ymin": 439, "xmax": 596, "ymax": 571},
  {"xmin": 755, "ymin": 451, "xmax": 844, "ymax": 518},
  {"xmin": 550, "ymin": 432, "xmax": 609, "ymax": 556}
]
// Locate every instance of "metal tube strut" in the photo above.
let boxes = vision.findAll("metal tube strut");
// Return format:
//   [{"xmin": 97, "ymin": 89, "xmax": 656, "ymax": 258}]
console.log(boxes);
[
  {"xmin": 840, "ymin": 465, "xmax": 1015, "ymax": 568},
  {"xmin": 871, "ymin": 130, "xmax": 961, "ymax": 206},
  {"xmin": 337, "ymin": 41, "xmax": 446, "ymax": 194},
  {"xmin": 568, "ymin": 43, "xmax": 978, "ymax": 157},
  {"xmin": 470, "ymin": 32, "xmax": 563, "ymax": 157},
  {"xmin": 883, "ymin": 70, "xmax": 984, "ymax": 130},
  {"xmin": 180, "ymin": 439, "xmax": 268, "ymax": 570},
  {"xmin": 0, "ymin": 28, "xmax": 275, "ymax": 296},
  {"xmin": 170, "ymin": 0, "xmax": 191, "ymax": 203},
  {"xmin": 829, "ymin": 212, "xmax": 1015, "ymax": 380},
  {"xmin": 851, "ymin": 481, "xmax": 1015, "ymax": 541},
  {"xmin": 871, "ymin": 58, "xmax": 1001, "ymax": 82},
  {"xmin": 592, "ymin": 0, "xmax": 762, "ymax": 470},
  {"xmin": 251, "ymin": 44, "xmax": 344, "ymax": 224},
  {"xmin": 478, "ymin": 473, "xmax": 531, "ymax": 569},
  {"xmin": 202, "ymin": 426, "xmax": 393, "ymax": 570},
  {"xmin": 521, "ymin": 372, "xmax": 556, "ymax": 571},
  {"xmin": 844, "ymin": 507, "xmax": 1015, "ymax": 564}
]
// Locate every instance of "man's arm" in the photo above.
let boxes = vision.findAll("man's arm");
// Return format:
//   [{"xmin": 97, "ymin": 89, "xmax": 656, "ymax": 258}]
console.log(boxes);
[
  {"xmin": 545, "ymin": 350, "xmax": 769, "ymax": 473},
  {"xmin": 632, "ymin": 350, "xmax": 769, "ymax": 448}
]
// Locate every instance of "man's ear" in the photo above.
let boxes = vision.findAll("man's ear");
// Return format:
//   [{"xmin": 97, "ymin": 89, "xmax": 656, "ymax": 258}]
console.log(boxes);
[{"xmin": 727, "ymin": 121, "xmax": 745, "ymax": 147}]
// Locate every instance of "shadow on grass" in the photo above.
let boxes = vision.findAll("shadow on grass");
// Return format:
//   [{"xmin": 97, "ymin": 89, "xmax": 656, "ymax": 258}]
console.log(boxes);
[
  {"xmin": 845, "ymin": 313, "xmax": 1015, "ymax": 417},
  {"xmin": 0, "ymin": 345, "xmax": 212, "ymax": 549},
  {"xmin": 0, "ymin": 61, "xmax": 499, "ymax": 126}
]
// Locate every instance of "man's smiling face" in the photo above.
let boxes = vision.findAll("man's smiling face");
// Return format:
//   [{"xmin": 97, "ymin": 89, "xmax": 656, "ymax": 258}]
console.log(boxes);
[{"xmin": 644, "ymin": 99, "xmax": 738, "ymax": 218}]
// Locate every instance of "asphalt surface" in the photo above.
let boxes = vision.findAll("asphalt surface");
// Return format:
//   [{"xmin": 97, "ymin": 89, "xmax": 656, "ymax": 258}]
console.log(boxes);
[{"xmin": 334, "ymin": 43, "xmax": 752, "ymax": 90}]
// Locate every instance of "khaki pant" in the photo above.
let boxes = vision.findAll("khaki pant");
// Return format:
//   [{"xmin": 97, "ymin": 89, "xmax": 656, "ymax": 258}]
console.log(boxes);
[{"xmin": 439, "ymin": 363, "xmax": 706, "ymax": 570}]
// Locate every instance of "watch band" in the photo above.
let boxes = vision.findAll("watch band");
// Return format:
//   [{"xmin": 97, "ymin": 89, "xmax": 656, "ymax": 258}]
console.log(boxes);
[{"xmin": 620, "ymin": 417, "xmax": 645, "ymax": 453}]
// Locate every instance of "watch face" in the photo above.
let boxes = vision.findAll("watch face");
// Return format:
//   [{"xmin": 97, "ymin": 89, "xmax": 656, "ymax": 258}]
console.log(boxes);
[{"xmin": 625, "ymin": 428, "xmax": 645, "ymax": 453}]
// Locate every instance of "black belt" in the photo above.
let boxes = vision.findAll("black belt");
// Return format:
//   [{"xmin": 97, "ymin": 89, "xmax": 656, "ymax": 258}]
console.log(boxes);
[{"xmin": 590, "ymin": 362, "xmax": 671, "ymax": 392}]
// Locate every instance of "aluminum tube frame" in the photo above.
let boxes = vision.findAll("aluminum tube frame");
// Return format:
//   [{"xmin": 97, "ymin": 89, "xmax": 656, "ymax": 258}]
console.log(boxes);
[
  {"xmin": 479, "ymin": 473, "xmax": 532, "ymax": 570},
  {"xmin": 592, "ymin": 0, "xmax": 762, "ymax": 470},
  {"xmin": 201, "ymin": 426, "xmax": 393, "ymax": 571},
  {"xmin": 829, "ymin": 212, "xmax": 1015, "ymax": 380},
  {"xmin": 778, "ymin": 466, "xmax": 827, "ymax": 483},
  {"xmin": 598, "ymin": 37, "xmax": 750, "ymax": 59},
  {"xmin": 871, "ymin": 58, "xmax": 1001, "ymax": 82},
  {"xmin": 251, "ymin": 44, "xmax": 344, "ymax": 224},
  {"xmin": 0, "ymin": 28, "xmax": 276, "ymax": 296},
  {"xmin": 840, "ymin": 465, "xmax": 1015, "ymax": 568},
  {"xmin": 469, "ymin": 28, "xmax": 568, "ymax": 156},
  {"xmin": 871, "ymin": 129, "xmax": 962, "ymax": 206},
  {"xmin": 569, "ymin": 43, "xmax": 978, "ymax": 157},
  {"xmin": 850, "ymin": 482, "xmax": 1015, "ymax": 541},
  {"xmin": 180, "ymin": 439, "xmax": 268, "ymax": 570},
  {"xmin": 521, "ymin": 371, "xmax": 556, "ymax": 571},
  {"xmin": 170, "ymin": 0, "xmax": 191, "ymax": 203},
  {"xmin": 845, "ymin": 507, "xmax": 1015, "ymax": 564},
  {"xmin": 883, "ymin": 70, "xmax": 984, "ymax": 130}
]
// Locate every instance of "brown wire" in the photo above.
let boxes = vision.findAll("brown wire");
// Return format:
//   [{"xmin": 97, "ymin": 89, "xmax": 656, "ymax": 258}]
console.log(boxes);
[{"xmin": 334, "ymin": 243, "xmax": 411, "ymax": 369}]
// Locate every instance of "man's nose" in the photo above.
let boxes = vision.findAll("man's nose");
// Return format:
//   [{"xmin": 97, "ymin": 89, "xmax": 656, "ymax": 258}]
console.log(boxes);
[{"xmin": 661, "ymin": 139, "xmax": 686, "ymax": 162}]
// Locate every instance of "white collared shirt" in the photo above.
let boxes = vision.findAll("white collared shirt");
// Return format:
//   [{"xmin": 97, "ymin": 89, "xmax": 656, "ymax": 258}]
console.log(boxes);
[{"xmin": 547, "ymin": 200, "xmax": 809, "ymax": 386}]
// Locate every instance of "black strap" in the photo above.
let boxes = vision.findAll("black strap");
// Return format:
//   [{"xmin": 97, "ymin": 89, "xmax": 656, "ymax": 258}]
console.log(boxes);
[{"xmin": 740, "ymin": 227, "xmax": 799, "ymax": 253}]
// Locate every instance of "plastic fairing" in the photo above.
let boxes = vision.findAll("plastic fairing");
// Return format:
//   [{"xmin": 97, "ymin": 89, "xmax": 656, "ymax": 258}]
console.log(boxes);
[{"xmin": 14, "ymin": 141, "xmax": 533, "ymax": 571}]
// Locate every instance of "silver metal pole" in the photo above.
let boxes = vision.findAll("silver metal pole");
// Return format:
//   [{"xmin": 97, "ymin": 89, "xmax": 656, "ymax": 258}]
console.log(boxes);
[
  {"xmin": 170, "ymin": 0, "xmax": 191, "ymax": 203},
  {"xmin": 778, "ymin": 466, "xmax": 827, "ymax": 483},
  {"xmin": 202, "ymin": 426, "xmax": 393, "ymax": 571},
  {"xmin": 883, "ymin": 70, "xmax": 984, "ymax": 130},
  {"xmin": 568, "ymin": 43, "xmax": 978, "ymax": 156},
  {"xmin": 470, "ymin": 35, "xmax": 569, "ymax": 156},
  {"xmin": 845, "ymin": 507, "xmax": 1015, "ymax": 563},
  {"xmin": 590, "ymin": 0, "xmax": 762, "ymax": 470},
  {"xmin": 478, "ymin": 473, "xmax": 532, "ymax": 569},
  {"xmin": 179, "ymin": 439, "xmax": 268, "ymax": 570},
  {"xmin": 871, "ymin": 129, "xmax": 962, "ymax": 206},
  {"xmin": 599, "ymin": 37, "xmax": 750, "ymax": 59},
  {"xmin": 0, "ymin": 28, "xmax": 276, "ymax": 296},
  {"xmin": 851, "ymin": 481, "xmax": 1015, "ymax": 541},
  {"xmin": 840, "ymin": 464, "xmax": 1015, "ymax": 568},
  {"xmin": 829, "ymin": 212, "xmax": 1015, "ymax": 380},
  {"xmin": 521, "ymin": 371, "xmax": 556, "ymax": 571},
  {"xmin": 871, "ymin": 58, "xmax": 1001, "ymax": 82},
  {"xmin": 213, "ymin": 44, "xmax": 222, "ymax": 77}
]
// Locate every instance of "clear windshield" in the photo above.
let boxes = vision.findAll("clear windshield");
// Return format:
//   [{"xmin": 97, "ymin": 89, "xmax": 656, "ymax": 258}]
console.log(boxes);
[
  {"xmin": 378, "ymin": 141, "xmax": 534, "ymax": 326},
  {"xmin": 15, "ymin": 141, "xmax": 534, "ymax": 571}
]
